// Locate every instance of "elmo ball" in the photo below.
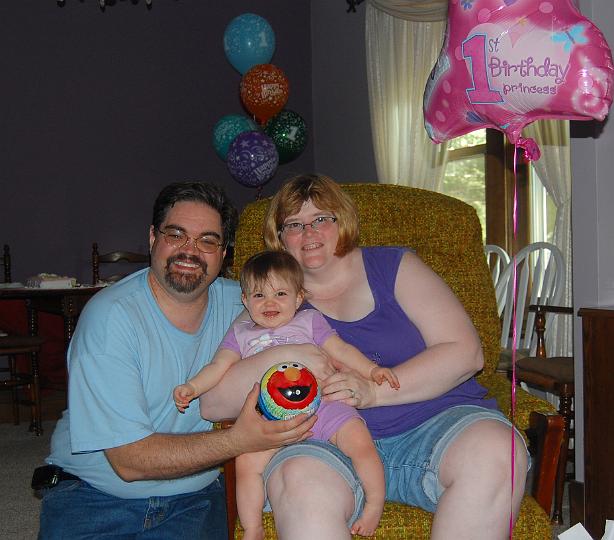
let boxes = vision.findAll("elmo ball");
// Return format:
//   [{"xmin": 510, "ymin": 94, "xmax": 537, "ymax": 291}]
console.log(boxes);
[{"xmin": 258, "ymin": 362, "xmax": 320, "ymax": 420}]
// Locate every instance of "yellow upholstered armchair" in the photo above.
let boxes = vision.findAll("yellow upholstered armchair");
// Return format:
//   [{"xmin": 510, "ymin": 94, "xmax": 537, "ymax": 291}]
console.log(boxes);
[{"xmin": 224, "ymin": 183, "xmax": 563, "ymax": 539}]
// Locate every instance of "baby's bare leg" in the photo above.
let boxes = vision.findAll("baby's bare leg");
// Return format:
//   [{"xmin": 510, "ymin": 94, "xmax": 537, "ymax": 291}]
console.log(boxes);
[
  {"xmin": 236, "ymin": 449, "xmax": 278, "ymax": 540},
  {"xmin": 333, "ymin": 418, "xmax": 385, "ymax": 537}
]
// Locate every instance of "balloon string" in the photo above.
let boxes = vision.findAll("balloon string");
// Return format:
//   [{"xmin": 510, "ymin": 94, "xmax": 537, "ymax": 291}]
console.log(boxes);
[{"xmin": 509, "ymin": 143, "xmax": 520, "ymax": 539}]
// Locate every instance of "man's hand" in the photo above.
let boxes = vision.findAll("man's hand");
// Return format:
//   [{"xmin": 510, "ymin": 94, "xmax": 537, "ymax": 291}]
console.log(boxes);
[{"xmin": 228, "ymin": 383, "xmax": 317, "ymax": 454}]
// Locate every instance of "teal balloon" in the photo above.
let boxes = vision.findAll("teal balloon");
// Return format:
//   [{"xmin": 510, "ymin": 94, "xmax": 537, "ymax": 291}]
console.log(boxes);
[
  {"xmin": 223, "ymin": 13, "xmax": 276, "ymax": 75},
  {"xmin": 264, "ymin": 110, "xmax": 308, "ymax": 164},
  {"xmin": 212, "ymin": 114, "xmax": 257, "ymax": 161}
]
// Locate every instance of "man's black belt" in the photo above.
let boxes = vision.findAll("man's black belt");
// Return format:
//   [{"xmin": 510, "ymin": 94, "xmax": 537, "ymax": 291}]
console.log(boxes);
[{"xmin": 31, "ymin": 465, "xmax": 81, "ymax": 490}]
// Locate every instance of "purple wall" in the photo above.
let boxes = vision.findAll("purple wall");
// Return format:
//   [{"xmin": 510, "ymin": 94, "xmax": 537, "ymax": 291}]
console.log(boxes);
[
  {"xmin": 311, "ymin": 0, "xmax": 377, "ymax": 181},
  {"xmin": 0, "ymin": 0, "xmax": 313, "ymax": 283}
]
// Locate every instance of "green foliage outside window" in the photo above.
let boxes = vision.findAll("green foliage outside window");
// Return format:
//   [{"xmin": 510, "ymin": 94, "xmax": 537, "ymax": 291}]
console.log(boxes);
[{"xmin": 443, "ymin": 130, "xmax": 487, "ymax": 242}]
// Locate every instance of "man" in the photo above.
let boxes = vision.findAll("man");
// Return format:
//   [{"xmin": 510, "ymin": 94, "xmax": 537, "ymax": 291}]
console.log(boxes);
[{"xmin": 37, "ymin": 182, "xmax": 316, "ymax": 539}]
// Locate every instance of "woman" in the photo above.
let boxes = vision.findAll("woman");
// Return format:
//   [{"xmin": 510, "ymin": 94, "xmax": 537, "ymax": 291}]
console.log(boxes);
[{"xmin": 201, "ymin": 174, "xmax": 528, "ymax": 540}]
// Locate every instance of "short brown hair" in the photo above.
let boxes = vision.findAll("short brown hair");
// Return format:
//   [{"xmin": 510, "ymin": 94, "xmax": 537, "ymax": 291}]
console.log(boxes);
[
  {"xmin": 263, "ymin": 174, "xmax": 359, "ymax": 257},
  {"xmin": 240, "ymin": 250, "xmax": 305, "ymax": 297}
]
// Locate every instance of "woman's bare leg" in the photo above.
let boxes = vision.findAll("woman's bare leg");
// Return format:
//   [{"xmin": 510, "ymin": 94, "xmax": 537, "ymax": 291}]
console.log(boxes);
[
  {"xmin": 430, "ymin": 420, "xmax": 528, "ymax": 540},
  {"xmin": 267, "ymin": 457, "xmax": 355, "ymax": 540}
]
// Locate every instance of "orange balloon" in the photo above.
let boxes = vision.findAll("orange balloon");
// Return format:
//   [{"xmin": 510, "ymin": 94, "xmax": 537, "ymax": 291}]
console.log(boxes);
[{"xmin": 240, "ymin": 64, "xmax": 289, "ymax": 125}]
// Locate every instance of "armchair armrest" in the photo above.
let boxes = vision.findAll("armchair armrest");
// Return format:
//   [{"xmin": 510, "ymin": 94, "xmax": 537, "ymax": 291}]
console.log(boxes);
[
  {"xmin": 216, "ymin": 419, "xmax": 238, "ymax": 535},
  {"xmin": 527, "ymin": 412, "xmax": 565, "ymax": 514}
]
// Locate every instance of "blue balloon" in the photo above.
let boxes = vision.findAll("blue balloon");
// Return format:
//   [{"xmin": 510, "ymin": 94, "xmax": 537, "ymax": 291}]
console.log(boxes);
[
  {"xmin": 212, "ymin": 114, "xmax": 257, "ymax": 161},
  {"xmin": 223, "ymin": 13, "xmax": 275, "ymax": 75}
]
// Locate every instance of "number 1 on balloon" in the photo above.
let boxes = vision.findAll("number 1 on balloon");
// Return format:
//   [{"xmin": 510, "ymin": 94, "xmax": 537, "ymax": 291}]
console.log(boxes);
[{"xmin": 463, "ymin": 33, "xmax": 504, "ymax": 104}]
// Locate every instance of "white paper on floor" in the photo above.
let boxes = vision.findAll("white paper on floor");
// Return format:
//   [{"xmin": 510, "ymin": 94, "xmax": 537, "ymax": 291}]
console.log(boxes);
[{"xmin": 559, "ymin": 521, "xmax": 614, "ymax": 540}]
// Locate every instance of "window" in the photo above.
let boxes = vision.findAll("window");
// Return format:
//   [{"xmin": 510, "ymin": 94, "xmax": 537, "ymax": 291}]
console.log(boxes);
[
  {"xmin": 443, "ymin": 130, "xmax": 486, "ymax": 242},
  {"xmin": 442, "ymin": 129, "xmax": 555, "ymax": 253}
]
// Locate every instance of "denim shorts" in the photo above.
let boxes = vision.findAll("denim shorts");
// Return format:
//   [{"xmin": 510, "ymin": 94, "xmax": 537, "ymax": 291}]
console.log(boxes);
[
  {"xmin": 375, "ymin": 405, "xmax": 529, "ymax": 512},
  {"xmin": 263, "ymin": 440, "xmax": 365, "ymax": 526},
  {"xmin": 38, "ymin": 476, "xmax": 227, "ymax": 539},
  {"xmin": 262, "ymin": 405, "xmax": 528, "ymax": 517}
]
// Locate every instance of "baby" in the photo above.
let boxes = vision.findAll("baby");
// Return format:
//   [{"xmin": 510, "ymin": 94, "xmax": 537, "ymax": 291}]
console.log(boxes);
[{"xmin": 173, "ymin": 250, "xmax": 399, "ymax": 539}]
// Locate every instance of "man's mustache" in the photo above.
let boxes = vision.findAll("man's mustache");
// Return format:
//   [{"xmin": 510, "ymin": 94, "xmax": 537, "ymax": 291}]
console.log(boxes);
[{"xmin": 166, "ymin": 254, "xmax": 206, "ymax": 272}]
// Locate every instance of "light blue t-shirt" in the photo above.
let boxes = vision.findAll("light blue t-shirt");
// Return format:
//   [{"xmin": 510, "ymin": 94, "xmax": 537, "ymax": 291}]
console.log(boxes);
[{"xmin": 47, "ymin": 268, "xmax": 243, "ymax": 499}]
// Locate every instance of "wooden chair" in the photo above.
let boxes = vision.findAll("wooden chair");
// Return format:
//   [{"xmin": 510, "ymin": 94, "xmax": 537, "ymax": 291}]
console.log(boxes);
[
  {"xmin": 1, "ymin": 244, "xmax": 46, "ymax": 435},
  {"xmin": 0, "ymin": 334, "xmax": 45, "ymax": 434},
  {"xmin": 223, "ymin": 183, "xmax": 563, "ymax": 539},
  {"xmin": 484, "ymin": 243, "xmax": 510, "ymax": 316},
  {"xmin": 511, "ymin": 304, "xmax": 575, "ymax": 524},
  {"xmin": 496, "ymin": 242, "xmax": 565, "ymax": 374},
  {"xmin": 91, "ymin": 242, "xmax": 149, "ymax": 285}
]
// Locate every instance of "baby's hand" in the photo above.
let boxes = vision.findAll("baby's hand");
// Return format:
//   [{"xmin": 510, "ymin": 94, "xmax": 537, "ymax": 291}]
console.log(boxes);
[
  {"xmin": 173, "ymin": 382, "xmax": 197, "ymax": 413},
  {"xmin": 370, "ymin": 366, "xmax": 400, "ymax": 389}
]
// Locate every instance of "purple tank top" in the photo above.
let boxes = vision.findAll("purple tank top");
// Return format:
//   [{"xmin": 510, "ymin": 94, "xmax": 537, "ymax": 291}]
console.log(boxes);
[{"xmin": 308, "ymin": 246, "xmax": 497, "ymax": 439}]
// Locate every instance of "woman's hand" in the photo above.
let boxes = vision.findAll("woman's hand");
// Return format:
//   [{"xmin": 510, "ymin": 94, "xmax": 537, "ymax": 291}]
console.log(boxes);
[{"xmin": 320, "ymin": 361, "xmax": 377, "ymax": 409}]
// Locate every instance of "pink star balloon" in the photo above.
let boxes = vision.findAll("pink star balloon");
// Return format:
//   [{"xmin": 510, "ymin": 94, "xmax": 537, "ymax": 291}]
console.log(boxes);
[{"xmin": 423, "ymin": 0, "xmax": 613, "ymax": 155}]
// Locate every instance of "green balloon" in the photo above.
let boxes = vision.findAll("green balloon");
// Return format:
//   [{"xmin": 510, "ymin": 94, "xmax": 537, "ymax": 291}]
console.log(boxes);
[{"xmin": 264, "ymin": 110, "xmax": 307, "ymax": 164}]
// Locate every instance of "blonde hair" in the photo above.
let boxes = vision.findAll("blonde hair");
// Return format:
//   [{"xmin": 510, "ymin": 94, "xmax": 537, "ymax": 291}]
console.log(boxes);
[
  {"xmin": 240, "ymin": 250, "xmax": 305, "ymax": 297},
  {"xmin": 263, "ymin": 174, "xmax": 359, "ymax": 257}
]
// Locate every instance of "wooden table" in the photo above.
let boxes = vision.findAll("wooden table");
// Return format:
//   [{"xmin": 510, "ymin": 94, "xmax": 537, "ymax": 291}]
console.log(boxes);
[
  {"xmin": 0, "ymin": 286, "xmax": 103, "ymax": 388},
  {"xmin": 578, "ymin": 306, "xmax": 614, "ymax": 539},
  {"xmin": 0, "ymin": 286, "xmax": 103, "ymax": 346}
]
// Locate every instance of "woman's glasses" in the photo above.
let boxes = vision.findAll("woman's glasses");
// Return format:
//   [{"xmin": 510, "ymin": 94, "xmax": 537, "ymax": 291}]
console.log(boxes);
[{"xmin": 279, "ymin": 216, "xmax": 337, "ymax": 237}]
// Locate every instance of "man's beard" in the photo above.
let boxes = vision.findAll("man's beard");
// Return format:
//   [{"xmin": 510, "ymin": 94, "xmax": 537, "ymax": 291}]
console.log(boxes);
[{"xmin": 164, "ymin": 254, "xmax": 207, "ymax": 294}]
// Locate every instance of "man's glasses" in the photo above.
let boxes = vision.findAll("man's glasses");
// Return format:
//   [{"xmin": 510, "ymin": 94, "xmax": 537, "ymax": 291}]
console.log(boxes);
[
  {"xmin": 156, "ymin": 228, "xmax": 224, "ymax": 254},
  {"xmin": 279, "ymin": 216, "xmax": 337, "ymax": 236}
]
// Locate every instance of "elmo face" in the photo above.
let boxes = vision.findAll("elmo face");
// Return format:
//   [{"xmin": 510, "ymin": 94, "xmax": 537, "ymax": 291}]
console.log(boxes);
[
  {"xmin": 258, "ymin": 362, "xmax": 320, "ymax": 420},
  {"xmin": 267, "ymin": 363, "xmax": 318, "ymax": 409}
]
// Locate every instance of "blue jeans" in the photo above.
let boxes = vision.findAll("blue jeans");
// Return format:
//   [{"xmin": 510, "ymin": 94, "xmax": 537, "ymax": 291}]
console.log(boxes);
[{"xmin": 38, "ymin": 476, "xmax": 227, "ymax": 539}]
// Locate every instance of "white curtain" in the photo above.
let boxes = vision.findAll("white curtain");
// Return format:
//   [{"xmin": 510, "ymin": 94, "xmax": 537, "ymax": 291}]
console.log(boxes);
[
  {"xmin": 368, "ymin": 0, "xmax": 447, "ymax": 22},
  {"xmin": 523, "ymin": 120, "xmax": 573, "ymax": 357},
  {"xmin": 366, "ymin": 1, "xmax": 448, "ymax": 189}
]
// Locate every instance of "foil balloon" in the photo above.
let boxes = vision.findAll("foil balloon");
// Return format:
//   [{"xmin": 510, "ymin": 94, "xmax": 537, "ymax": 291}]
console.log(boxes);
[
  {"xmin": 240, "ymin": 63, "xmax": 289, "ymax": 125},
  {"xmin": 258, "ymin": 362, "xmax": 321, "ymax": 420},
  {"xmin": 264, "ymin": 109, "xmax": 308, "ymax": 164},
  {"xmin": 223, "ymin": 13, "xmax": 276, "ymax": 75},
  {"xmin": 212, "ymin": 114, "xmax": 257, "ymax": 161},
  {"xmin": 227, "ymin": 130, "xmax": 279, "ymax": 188},
  {"xmin": 423, "ymin": 0, "xmax": 613, "ymax": 152}
]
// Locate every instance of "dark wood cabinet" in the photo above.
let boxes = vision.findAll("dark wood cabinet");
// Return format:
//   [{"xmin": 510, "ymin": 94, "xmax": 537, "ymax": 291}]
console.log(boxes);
[{"xmin": 578, "ymin": 307, "xmax": 614, "ymax": 539}]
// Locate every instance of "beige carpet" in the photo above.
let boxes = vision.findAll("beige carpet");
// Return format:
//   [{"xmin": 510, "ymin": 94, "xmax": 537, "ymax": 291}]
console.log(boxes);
[
  {"xmin": 0, "ymin": 418, "xmax": 571, "ymax": 540},
  {"xmin": 0, "ymin": 420, "xmax": 54, "ymax": 540}
]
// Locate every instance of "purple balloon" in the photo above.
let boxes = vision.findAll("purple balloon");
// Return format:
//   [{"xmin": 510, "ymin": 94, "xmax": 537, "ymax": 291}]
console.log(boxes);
[{"xmin": 227, "ymin": 131, "xmax": 279, "ymax": 188}]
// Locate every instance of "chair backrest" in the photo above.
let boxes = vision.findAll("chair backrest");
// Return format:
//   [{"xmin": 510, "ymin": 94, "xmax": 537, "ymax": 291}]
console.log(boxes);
[
  {"xmin": 497, "ymin": 242, "xmax": 565, "ymax": 354},
  {"xmin": 92, "ymin": 242, "xmax": 149, "ymax": 285},
  {"xmin": 232, "ymin": 183, "xmax": 501, "ymax": 377},
  {"xmin": 3, "ymin": 244, "xmax": 11, "ymax": 283},
  {"xmin": 484, "ymin": 244, "xmax": 510, "ymax": 316}
]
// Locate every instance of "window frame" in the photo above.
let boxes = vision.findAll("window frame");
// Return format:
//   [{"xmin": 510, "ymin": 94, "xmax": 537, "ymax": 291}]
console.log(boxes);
[{"xmin": 445, "ymin": 128, "xmax": 530, "ymax": 254}]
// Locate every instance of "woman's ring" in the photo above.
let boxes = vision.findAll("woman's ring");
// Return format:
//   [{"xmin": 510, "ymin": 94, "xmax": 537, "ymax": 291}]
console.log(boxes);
[{"xmin": 349, "ymin": 389, "xmax": 355, "ymax": 398}]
